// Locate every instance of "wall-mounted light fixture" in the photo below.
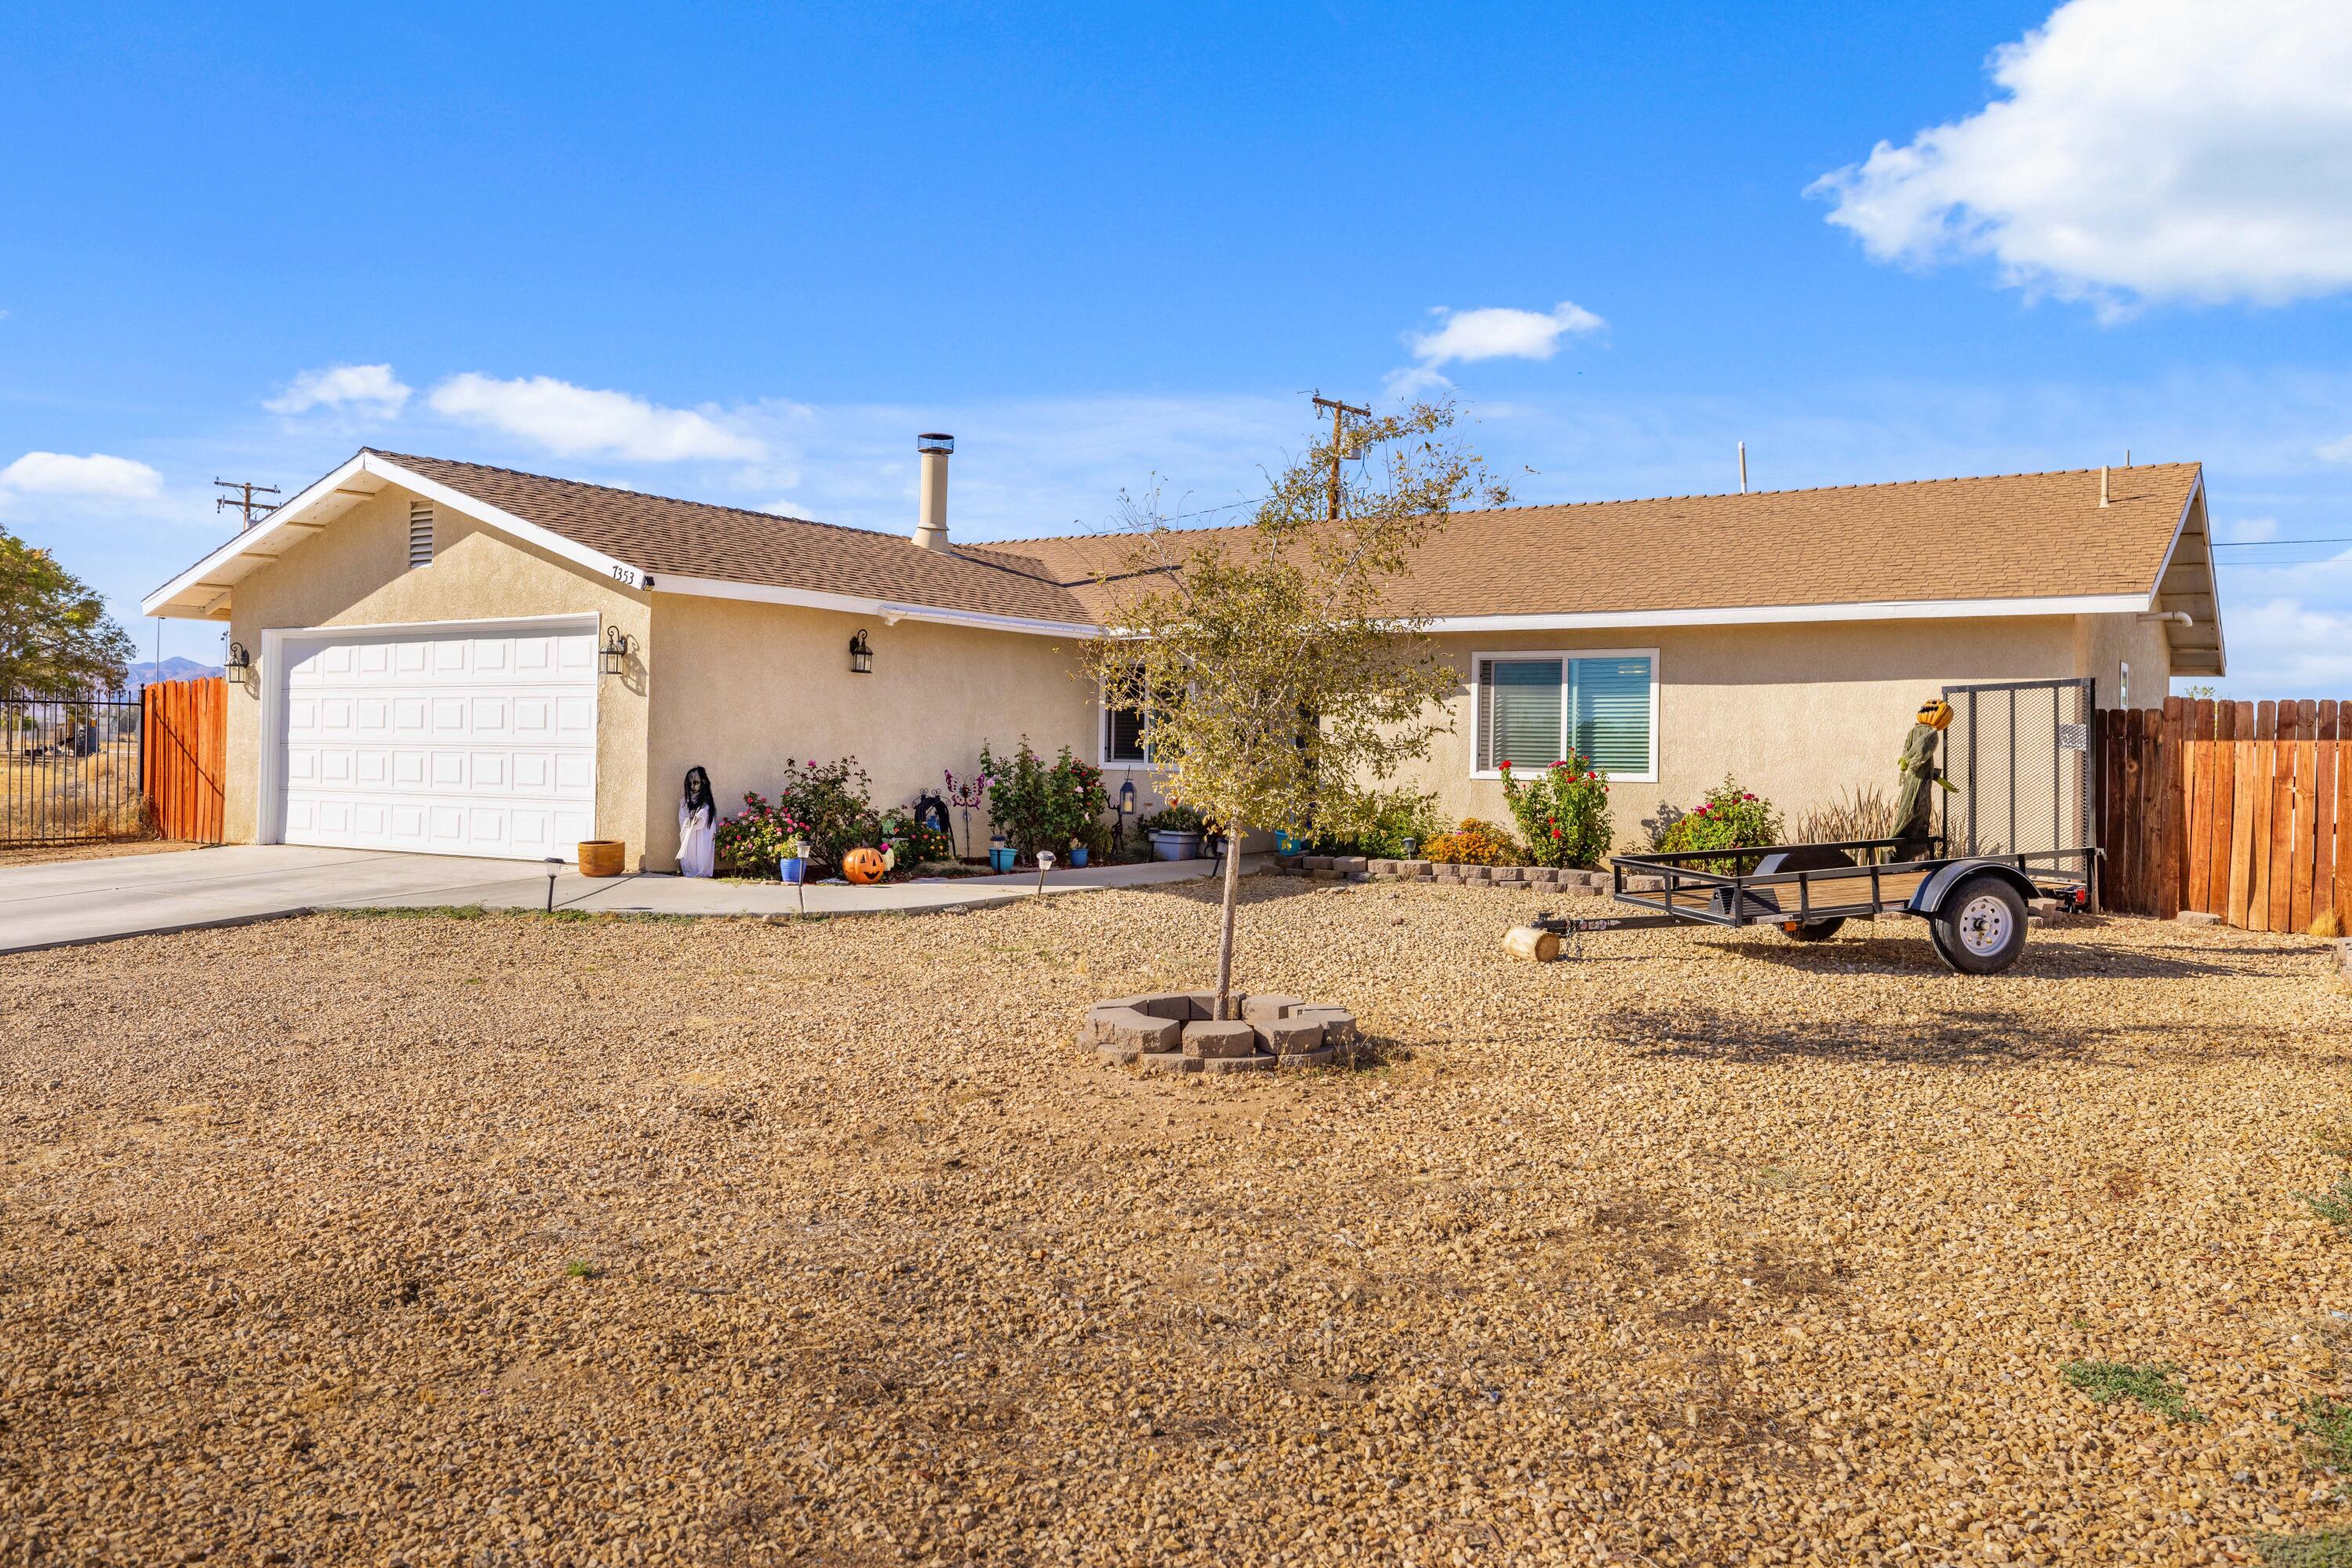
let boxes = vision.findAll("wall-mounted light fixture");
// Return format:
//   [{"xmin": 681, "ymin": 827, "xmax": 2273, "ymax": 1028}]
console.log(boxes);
[
  {"xmin": 849, "ymin": 628, "xmax": 873, "ymax": 674},
  {"xmin": 601, "ymin": 626, "xmax": 632, "ymax": 675},
  {"xmin": 225, "ymin": 641, "xmax": 252, "ymax": 688}
]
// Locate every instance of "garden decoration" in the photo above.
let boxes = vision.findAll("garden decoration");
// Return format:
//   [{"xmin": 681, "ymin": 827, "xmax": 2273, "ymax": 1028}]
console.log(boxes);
[
  {"xmin": 842, "ymin": 846, "xmax": 887, "ymax": 885},
  {"xmin": 943, "ymin": 768, "xmax": 992, "ymax": 859},
  {"xmin": 677, "ymin": 765, "xmax": 718, "ymax": 878},
  {"xmin": 779, "ymin": 834, "xmax": 808, "ymax": 885},
  {"xmin": 1067, "ymin": 837, "xmax": 1088, "ymax": 869},
  {"xmin": 1035, "ymin": 849, "xmax": 1055, "ymax": 895},
  {"xmin": 911, "ymin": 790, "xmax": 953, "ymax": 844},
  {"xmin": 1893, "ymin": 695, "xmax": 1957, "ymax": 862}
]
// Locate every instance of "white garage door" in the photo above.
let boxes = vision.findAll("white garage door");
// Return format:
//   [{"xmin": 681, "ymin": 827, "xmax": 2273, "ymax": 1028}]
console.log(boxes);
[{"xmin": 279, "ymin": 622, "xmax": 598, "ymax": 860}]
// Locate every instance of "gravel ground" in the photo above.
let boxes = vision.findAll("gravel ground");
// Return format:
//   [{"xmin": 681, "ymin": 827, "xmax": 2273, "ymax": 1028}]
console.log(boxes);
[
  {"xmin": 0, "ymin": 838, "xmax": 194, "ymax": 869},
  {"xmin": 2, "ymin": 879, "xmax": 2349, "ymax": 1567}
]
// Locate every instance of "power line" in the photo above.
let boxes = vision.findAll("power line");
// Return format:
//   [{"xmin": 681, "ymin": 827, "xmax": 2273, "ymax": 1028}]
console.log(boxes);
[
  {"xmin": 2212, "ymin": 535, "xmax": 2352, "ymax": 548},
  {"xmin": 214, "ymin": 478, "xmax": 281, "ymax": 528}
]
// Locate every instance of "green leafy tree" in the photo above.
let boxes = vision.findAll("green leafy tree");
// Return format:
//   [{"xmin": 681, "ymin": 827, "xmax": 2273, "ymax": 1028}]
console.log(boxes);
[
  {"xmin": 0, "ymin": 530, "xmax": 134, "ymax": 750},
  {"xmin": 1082, "ymin": 400, "xmax": 1508, "ymax": 1019}
]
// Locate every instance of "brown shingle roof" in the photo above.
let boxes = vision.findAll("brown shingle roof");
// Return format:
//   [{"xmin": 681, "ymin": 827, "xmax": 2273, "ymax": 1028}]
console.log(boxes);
[{"xmin": 376, "ymin": 451, "xmax": 2198, "ymax": 626}]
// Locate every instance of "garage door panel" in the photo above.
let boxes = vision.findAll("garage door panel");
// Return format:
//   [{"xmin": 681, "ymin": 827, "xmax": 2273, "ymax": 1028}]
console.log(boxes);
[{"xmin": 280, "ymin": 623, "xmax": 597, "ymax": 861}]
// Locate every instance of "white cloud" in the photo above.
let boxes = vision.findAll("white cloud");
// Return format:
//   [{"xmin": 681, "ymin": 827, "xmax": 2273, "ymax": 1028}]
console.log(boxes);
[
  {"xmin": 0, "ymin": 451, "xmax": 164, "ymax": 502},
  {"xmin": 2319, "ymin": 434, "xmax": 2352, "ymax": 463},
  {"xmin": 1810, "ymin": 0, "xmax": 2352, "ymax": 312},
  {"xmin": 2217, "ymin": 515, "xmax": 2278, "ymax": 543},
  {"xmin": 265, "ymin": 363, "xmax": 412, "ymax": 416},
  {"xmin": 1406, "ymin": 302, "xmax": 1606, "ymax": 368},
  {"xmin": 426, "ymin": 373, "xmax": 765, "ymax": 462}
]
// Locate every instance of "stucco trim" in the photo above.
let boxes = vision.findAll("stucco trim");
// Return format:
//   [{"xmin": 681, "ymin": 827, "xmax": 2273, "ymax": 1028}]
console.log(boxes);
[
  {"xmin": 652, "ymin": 572, "xmax": 1101, "ymax": 640},
  {"xmin": 1467, "ymin": 648, "xmax": 1661, "ymax": 784},
  {"xmin": 254, "ymin": 613, "xmax": 601, "ymax": 846}
]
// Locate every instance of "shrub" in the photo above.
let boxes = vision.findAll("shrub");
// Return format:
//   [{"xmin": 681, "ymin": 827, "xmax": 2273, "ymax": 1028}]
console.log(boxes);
[
  {"xmin": 874, "ymin": 805, "xmax": 957, "ymax": 869},
  {"xmin": 713, "ymin": 791, "xmax": 809, "ymax": 875},
  {"xmin": 979, "ymin": 739, "xmax": 1109, "ymax": 859},
  {"xmin": 1497, "ymin": 753, "xmax": 1612, "ymax": 868},
  {"xmin": 772, "ymin": 757, "xmax": 877, "ymax": 871},
  {"xmin": 1793, "ymin": 786, "xmax": 1900, "ymax": 853},
  {"xmin": 1137, "ymin": 802, "xmax": 1207, "ymax": 836},
  {"xmin": 1305, "ymin": 786, "xmax": 1445, "ymax": 860},
  {"xmin": 1423, "ymin": 818, "xmax": 1520, "ymax": 866},
  {"xmin": 1659, "ymin": 777, "xmax": 1783, "ymax": 873}
]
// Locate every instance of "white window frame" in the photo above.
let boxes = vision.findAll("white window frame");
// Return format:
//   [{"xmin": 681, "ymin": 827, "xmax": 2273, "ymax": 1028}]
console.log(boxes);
[
  {"xmin": 1098, "ymin": 675, "xmax": 1154, "ymax": 768},
  {"xmin": 1469, "ymin": 647, "xmax": 1659, "ymax": 783}
]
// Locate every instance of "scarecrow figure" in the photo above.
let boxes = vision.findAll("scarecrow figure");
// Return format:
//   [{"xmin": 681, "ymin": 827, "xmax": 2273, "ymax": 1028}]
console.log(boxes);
[{"xmin": 1893, "ymin": 697, "xmax": 1955, "ymax": 861}]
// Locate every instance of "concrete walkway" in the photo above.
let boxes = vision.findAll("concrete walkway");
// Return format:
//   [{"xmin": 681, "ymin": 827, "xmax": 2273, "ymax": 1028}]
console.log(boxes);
[{"xmin": 0, "ymin": 844, "xmax": 1249, "ymax": 956}]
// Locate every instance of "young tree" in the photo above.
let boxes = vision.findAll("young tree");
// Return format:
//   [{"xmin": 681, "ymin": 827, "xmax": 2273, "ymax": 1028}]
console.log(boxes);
[
  {"xmin": 0, "ymin": 529, "xmax": 135, "ymax": 731},
  {"xmin": 1083, "ymin": 401, "xmax": 1509, "ymax": 1020}
]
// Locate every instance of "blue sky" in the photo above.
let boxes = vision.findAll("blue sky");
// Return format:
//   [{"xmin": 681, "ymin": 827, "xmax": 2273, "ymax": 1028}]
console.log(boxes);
[{"xmin": 4, "ymin": 1, "xmax": 2350, "ymax": 693}]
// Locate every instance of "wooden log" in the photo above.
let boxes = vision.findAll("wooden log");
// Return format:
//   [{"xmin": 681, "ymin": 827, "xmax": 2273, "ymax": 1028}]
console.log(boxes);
[{"xmin": 1502, "ymin": 925, "xmax": 1562, "ymax": 963}]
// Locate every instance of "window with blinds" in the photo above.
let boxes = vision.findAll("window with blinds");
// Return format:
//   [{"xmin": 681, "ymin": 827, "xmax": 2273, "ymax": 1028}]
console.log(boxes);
[
  {"xmin": 408, "ymin": 502, "xmax": 434, "ymax": 569},
  {"xmin": 1107, "ymin": 702, "xmax": 1149, "ymax": 763},
  {"xmin": 1475, "ymin": 652, "xmax": 1655, "ymax": 778}
]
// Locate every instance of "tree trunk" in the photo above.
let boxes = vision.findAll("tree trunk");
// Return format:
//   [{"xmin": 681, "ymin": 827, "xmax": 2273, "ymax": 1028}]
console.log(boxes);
[{"xmin": 1214, "ymin": 832, "xmax": 1242, "ymax": 1020}]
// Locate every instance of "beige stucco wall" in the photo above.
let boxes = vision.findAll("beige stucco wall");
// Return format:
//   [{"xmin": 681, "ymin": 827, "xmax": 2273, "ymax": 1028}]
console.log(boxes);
[
  {"xmin": 641, "ymin": 594, "xmax": 1101, "ymax": 869},
  {"xmin": 2072, "ymin": 610, "xmax": 2174, "ymax": 710},
  {"xmin": 1396, "ymin": 617, "xmax": 2105, "ymax": 849},
  {"xmin": 220, "ymin": 487, "xmax": 652, "ymax": 853}
]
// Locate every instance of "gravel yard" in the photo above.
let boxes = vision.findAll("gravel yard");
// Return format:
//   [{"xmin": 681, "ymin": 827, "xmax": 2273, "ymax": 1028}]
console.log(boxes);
[{"xmin": 4, "ymin": 879, "xmax": 2350, "ymax": 1566}]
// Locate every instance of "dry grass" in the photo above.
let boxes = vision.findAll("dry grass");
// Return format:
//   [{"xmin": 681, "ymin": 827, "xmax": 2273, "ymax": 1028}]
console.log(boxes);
[
  {"xmin": 0, "ymin": 742, "xmax": 150, "ymax": 842},
  {"xmin": 2, "ymin": 880, "xmax": 2349, "ymax": 1566}
]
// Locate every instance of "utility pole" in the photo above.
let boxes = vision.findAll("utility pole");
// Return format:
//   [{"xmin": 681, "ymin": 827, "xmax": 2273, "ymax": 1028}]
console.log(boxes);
[
  {"xmin": 214, "ymin": 478, "xmax": 282, "ymax": 529},
  {"xmin": 1311, "ymin": 394, "xmax": 1370, "ymax": 520}
]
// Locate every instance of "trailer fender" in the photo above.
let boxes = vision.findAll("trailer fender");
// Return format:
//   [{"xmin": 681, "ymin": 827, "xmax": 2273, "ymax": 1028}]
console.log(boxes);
[{"xmin": 1907, "ymin": 859, "xmax": 2036, "ymax": 917}]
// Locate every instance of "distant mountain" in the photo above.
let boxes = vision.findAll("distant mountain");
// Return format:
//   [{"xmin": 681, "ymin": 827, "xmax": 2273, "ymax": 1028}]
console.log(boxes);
[{"xmin": 124, "ymin": 657, "xmax": 223, "ymax": 691}]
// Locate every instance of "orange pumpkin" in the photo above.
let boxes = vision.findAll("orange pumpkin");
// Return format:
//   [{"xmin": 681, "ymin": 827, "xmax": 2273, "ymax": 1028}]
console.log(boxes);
[{"xmin": 842, "ymin": 847, "xmax": 887, "ymax": 885}]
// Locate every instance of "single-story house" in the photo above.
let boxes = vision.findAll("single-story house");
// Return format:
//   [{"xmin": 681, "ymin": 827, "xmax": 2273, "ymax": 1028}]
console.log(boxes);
[{"xmin": 142, "ymin": 442, "xmax": 2224, "ymax": 869}]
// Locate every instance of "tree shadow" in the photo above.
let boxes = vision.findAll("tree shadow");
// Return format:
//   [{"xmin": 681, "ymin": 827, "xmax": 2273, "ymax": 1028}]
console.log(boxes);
[
  {"xmin": 1601, "ymin": 998, "xmax": 2116, "ymax": 1067},
  {"xmin": 1711, "ymin": 931, "xmax": 2262, "ymax": 981}
]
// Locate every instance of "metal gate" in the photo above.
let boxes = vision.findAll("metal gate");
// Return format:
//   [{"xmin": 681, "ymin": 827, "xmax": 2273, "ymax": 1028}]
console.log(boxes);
[
  {"xmin": 1940, "ymin": 678, "xmax": 2097, "ymax": 871},
  {"xmin": 2, "ymin": 691, "xmax": 148, "ymax": 844}
]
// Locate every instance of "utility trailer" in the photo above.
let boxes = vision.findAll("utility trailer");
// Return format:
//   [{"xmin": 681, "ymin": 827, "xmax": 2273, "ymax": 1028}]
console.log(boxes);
[{"xmin": 1526, "ymin": 677, "xmax": 2100, "ymax": 976}]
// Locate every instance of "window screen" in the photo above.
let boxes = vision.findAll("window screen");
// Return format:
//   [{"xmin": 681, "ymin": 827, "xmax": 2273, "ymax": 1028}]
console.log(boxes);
[
  {"xmin": 408, "ymin": 502, "xmax": 434, "ymax": 569},
  {"xmin": 1479, "ymin": 659, "xmax": 1564, "ymax": 770},
  {"xmin": 1478, "ymin": 654, "xmax": 1654, "ymax": 775}
]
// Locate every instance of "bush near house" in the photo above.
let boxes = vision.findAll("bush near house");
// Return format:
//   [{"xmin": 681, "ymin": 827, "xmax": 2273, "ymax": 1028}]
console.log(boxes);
[
  {"xmin": 1659, "ymin": 777, "xmax": 1784, "ymax": 873},
  {"xmin": 1304, "ymin": 786, "xmax": 1446, "ymax": 861},
  {"xmin": 1423, "ymin": 818, "xmax": 1521, "ymax": 866},
  {"xmin": 1497, "ymin": 754, "xmax": 1612, "ymax": 869},
  {"xmin": 979, "ymin": 739, "xmax": 1110, "ymax": 860},
  {"xmin": 771, "ymin": 757, "xmax": 880, "ymax": 870},
  {"xmin": 714, "ymin": 792, "xmax": 811, "ymax": 875}
]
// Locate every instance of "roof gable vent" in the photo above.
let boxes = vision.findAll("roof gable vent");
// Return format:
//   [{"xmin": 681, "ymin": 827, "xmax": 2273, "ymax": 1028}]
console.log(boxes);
[{"xmin": 408, "ymin": 501, "xmax": 434, "ymax": 568}]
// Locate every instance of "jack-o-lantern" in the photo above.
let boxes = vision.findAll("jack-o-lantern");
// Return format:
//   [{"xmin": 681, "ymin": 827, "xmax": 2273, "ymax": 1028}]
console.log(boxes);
[{"xmin": 842, "ymin": 847, "xmax": 887, "ymax": 885}]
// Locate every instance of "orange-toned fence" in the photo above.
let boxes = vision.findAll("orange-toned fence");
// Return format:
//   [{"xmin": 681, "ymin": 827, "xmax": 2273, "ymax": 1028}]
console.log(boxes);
[
  {"xmin": 2098, "ymin": 697, "xmax": 2350, "ymax": 932},
  {"xmin": 142, "ymin": 677, "xmax": 226, "ymax": 844}
]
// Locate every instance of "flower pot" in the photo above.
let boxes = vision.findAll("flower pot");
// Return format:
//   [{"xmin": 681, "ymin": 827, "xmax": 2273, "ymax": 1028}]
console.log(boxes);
[
  {"xmin": 1273, "ymin": 829, "xmax": 1301, "ymax": 856},
  {"xmin": 1149, "ymin": 829, "xmax": 1204, "ymax": 862},
  {"xmin": 1069, "ymin": 846, "xmax": 1089, "ymax": 869},
  {"xmin": 779, "ymin": 856, "xmax": 806, "ymax": 884},
  {"xmin": 989, "ymin": 845, "xmax": 1016, "ymax": 872},
  {"xmin": 578, "ymin": 840, "xmax": 626, "ymax": 878}
]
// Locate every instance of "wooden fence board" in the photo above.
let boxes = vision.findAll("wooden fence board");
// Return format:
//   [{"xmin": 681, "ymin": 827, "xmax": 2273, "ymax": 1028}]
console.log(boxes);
[
  {"xmin": 2293, "ymin": 724, "xmax": 2319, "ymax": 934},
  {"xmin": 2230, "ymin": 731, "xmax": 2257, "ymax": 930},
  {"xmin": 2163, "ymin": 698, "xmax": 2187, "ymax": 918},
  {"xmin": 2318, "ymin": 702, "xmax": 2339, "ymax": 931},
  {"xmin": 141, "ymin": 677, "xmax": 225, "ymax": 844},
  {"xmin": 2267, "ymin": 702, "xmax": 2294, "ymax": 932},
  {"xmin": 2187, "ymin": 701, "xmax": 2214, "ymax": 913}
]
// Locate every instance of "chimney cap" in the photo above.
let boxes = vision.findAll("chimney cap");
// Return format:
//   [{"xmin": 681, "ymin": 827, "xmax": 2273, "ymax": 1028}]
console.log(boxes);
[{"xmin": 916, "ymin": 433, "xmax": 955, "ymax": 454}]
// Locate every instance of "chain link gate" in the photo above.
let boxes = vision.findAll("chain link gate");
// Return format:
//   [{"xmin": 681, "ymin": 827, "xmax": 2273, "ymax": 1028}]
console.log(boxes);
[{"xmin": 1939, "ymin": 677, "xmax": 2098, "ymax": 880}]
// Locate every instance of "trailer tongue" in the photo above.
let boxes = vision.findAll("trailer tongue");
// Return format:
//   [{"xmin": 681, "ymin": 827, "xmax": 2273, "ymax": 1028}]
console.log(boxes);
[{"xmin": 1518, "ymin": 678, "xmax": 2099, "ymax": 975}]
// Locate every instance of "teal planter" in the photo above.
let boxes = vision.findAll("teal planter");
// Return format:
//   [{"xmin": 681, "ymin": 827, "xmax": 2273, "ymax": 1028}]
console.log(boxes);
[{"xmin": 989, "ymin": 845, "xmax": 1015, "ymax": 872}]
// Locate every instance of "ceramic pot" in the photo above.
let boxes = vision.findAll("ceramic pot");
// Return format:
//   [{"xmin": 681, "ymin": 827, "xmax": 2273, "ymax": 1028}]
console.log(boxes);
[{"xmin": 578, "ymin": 840, "xmax": 626, "ymax": 878}]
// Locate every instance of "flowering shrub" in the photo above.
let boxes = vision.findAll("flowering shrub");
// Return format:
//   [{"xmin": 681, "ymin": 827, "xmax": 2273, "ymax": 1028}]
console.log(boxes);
[
  {"xmin": 1497, "ymin": 753, "xmax": 1612, "ymax": 868},
  {"xmin": 1305, "ymin": 786, "xmax": 1445, "ymax": 860},
  {"xmin": 979, "ymin": 739, "xmax": 1110, "ymax": 859},
  {"xmin": 772, "ymin": 757, "xmax": 878, "ymax": 871},
  {"xmin": 1659, "ymin": 777, "xmax": 1783, "ymax": 873},
  {"xmin": 1423, "ymin": 818, "xmax": 1520, "ymax": 866},
  {"xmin": 874, "ymin": 805, "xmax": 957, "ymax": 868},
  {"xmin": 713, "ymin": 791, "xmax": 810, "ymax": 875}
]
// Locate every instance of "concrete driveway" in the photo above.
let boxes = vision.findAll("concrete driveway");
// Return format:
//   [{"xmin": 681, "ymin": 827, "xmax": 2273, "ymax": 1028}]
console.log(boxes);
[{"xmin": 0, "ymin": 844, "xmax": 1243, "ymax": 955}]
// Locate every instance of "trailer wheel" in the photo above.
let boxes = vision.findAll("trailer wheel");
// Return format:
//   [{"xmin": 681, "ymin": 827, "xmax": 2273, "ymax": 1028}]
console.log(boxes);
[
  {"xmin": 1930, "ymin": 873, "xmax": 2027, "ymax": 975},
  {"xmin": 1779, "ymin": 918, "xmax": 1846, "ymax": 942}
]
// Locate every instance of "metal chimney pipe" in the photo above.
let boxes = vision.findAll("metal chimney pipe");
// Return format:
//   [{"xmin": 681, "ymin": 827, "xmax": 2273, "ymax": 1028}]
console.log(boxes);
[
  {"xmin": 1737, "ymin": 441, "xmax": 1748, "ymax": 495},
  {"xmin": 2100, "ymin": 465, "xmax": 2110, "ymax": 507},
  {"xmin": 913, "ymin": 433, "xmax": 954, "ymax": 551}
]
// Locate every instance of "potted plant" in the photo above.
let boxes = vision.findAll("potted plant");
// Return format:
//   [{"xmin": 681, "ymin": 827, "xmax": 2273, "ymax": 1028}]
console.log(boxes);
[
  {"xmin": 1067, "ymin": 836, "xmax": 1089, "ymax": 869},
  {"xmin": 989, "ymin": 831, "xmax": 1015, "ymax": 873},
  {"xmin": 779, "ymin": 833, "xmax": 808, "ymax": 884},
  {"xmin": 1138, "ymin": 803, "xmax": 1207, "ymax": 862}
]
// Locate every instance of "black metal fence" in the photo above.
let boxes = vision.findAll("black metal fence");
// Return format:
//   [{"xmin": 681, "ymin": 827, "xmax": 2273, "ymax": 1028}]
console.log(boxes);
[
  {"xmin": 1940, "ymin": 677, "xmax": 2097, "ymax": 866},
  {"xmin": 2, "ymin": 691, "xmax": 148, "ymax": 844}
]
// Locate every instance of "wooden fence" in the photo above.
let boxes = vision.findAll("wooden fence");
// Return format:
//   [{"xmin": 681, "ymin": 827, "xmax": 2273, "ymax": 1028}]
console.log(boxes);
[
  {"xmin": 2098, "ymin": 697, "xmax": 2350, "ymax": 933},
  {"xmin": 142, "ymin": 677, "xmax": 226, "ymax": 844}
]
